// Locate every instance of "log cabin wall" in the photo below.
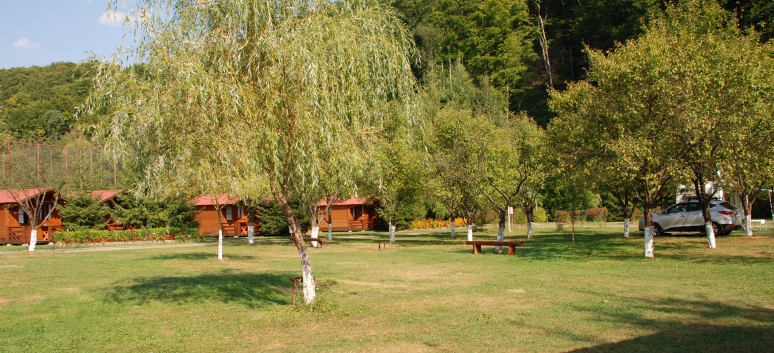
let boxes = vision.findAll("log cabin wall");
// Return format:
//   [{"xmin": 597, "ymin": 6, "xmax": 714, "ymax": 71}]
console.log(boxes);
[
  {"xmin": 318, "ymin": 204, "xmax": 379, "ymax": 232},
  {"xmin": 195, "ymin": 204, "xmax": 259, "ymax": 237}
]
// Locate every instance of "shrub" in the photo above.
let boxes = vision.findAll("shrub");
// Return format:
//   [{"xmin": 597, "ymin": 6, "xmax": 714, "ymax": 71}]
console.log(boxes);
[
  {"xmin": 53, "ymin": 227, "xmax": 202, "ymax": 244},
  {"xmin": 60, "ymin": 192, "xmax": 111, "ymax": 230}
]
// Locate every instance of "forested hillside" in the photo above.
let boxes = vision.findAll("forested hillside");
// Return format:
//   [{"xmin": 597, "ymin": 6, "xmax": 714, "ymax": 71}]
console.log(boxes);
[
  {"xmin": 389, "ymin": 0, "xmax": 774, "ymax": 125},
  {"xmin": 0, "ymin": 61, "xmax": 97, "ymax": 142}
]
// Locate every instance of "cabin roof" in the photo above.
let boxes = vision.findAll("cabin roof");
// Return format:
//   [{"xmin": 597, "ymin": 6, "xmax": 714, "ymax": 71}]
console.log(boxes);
[
  {"xmin": 0, "ymin": 188, "xmax": 53, "ymax": 204},
  {"xmin": 317, "ymin": 196, "xmax": 369, "ymax": 207},
  {"xmin": 190, "ymin": 194, "xmax": 241, "ymax": 206},
  {"xmin": 91, "ymin": 190, "xmax": 124, "ymax": 203}
]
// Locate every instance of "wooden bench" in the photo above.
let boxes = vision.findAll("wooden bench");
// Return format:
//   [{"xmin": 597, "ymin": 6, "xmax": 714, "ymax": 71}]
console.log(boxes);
[
  {"xmin": 466, "ymin": 241, "xmax": 524, "ymax": 255},
  {"xmin": 289, "ymin": 237, "xmax": 326, "ymax": 248}
]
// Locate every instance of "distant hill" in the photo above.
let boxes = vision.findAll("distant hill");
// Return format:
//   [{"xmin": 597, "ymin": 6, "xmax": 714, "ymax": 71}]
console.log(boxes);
[{"xmin": 0, "ymin": 61, "xmax": 98, "ymax": 142}]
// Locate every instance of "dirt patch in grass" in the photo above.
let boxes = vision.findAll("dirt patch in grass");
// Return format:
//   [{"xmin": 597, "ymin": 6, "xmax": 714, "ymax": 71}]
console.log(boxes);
[
  {"xmin": 0, "ymin": 264, "xmax": 22, "ymax": 268},
  {"xmin": 0, "ymin": 297, "xmax": 9, "ymax": 307}
]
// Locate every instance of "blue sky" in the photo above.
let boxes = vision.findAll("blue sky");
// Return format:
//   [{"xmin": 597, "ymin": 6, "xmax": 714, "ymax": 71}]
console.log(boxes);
[{"xmin": 0, "ymin": 0, "xmax": 135, "ymax": 69}]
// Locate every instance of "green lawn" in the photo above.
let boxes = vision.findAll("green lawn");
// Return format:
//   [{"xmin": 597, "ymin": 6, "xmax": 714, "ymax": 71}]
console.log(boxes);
[{"xmin": 1, "ymin": 224, "xmax": 773, "ymax": 352}]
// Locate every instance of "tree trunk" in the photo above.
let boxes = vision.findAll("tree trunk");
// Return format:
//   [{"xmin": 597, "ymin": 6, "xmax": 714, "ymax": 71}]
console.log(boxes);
[
  {"xmin": 217, "ymin": 208, "xmax": 223, "ymax": 260},
  {"xmin": 28, "ymin": 228, "xmax": 37, "ymax": 252},
  {"xmin": 274, "ymin": 191, "xmax": 316, "ymax": 304},
  {"xmin": 467, "ymin": 222, "xmax": 473, "ymax": 241},
  {"xmin": 705, "ymin": 221, "xmax": 717, "ymax": 249},
  {"xmin": 526, "ymin": 211, "xmax": 533, "ymax": 239},
  {"xmin": 743, "ymin": 195, "xmax": 753, "ymax": 236},
  {"xmin": 495, "ymin": 209, "xmax": 506, "ymax": 253},
  {"xmin": 623, "ymin": 218, "xmax": 630, "ymax": 238},
  {"xmin": 389, "ymin": 218, "xmax": 396, "ymax": 244},
  {"xmin": 327, "ymin": 223, "xmax": 332, "ymax": 241},
  {"xmin": 311, "ymin": 226, "xmax": 319, "ymax": 248},
  {"xmin": 643, "ymin": 208, "xmax": 654, "ymax": 258},
  {"xmin": 248, "ymin": 208, "xmax": 255, "ymax": 245},
  {"xmin": 450, "ymin": 216, "xmax": 456, "ymax": 238}
]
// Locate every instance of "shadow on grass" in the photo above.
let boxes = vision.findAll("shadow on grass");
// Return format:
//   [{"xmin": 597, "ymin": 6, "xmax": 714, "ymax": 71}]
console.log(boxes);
[
  {"xmin": 566, "ymin": 325, "xmax": 774, "ymax": 353},
  {"xmin": 567, "ymin": 297, "xmax": 774, "ymax": 353},
  {"xmin": 148, "ymin": 252, "xmax": 257, "ymax": 261},
  {"xmin": 106, "ymin": 271, "xmax": 296, "ymax": 308}
]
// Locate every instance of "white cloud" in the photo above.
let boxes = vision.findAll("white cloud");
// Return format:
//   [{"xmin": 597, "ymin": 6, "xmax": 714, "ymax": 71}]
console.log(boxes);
[
  {"xmin": 13, "ymin": 38, "xmax": 39, "ymax": 49},
  {"xmin": 98, "ymin": 11, "xmax": 128, "ymax": 27}
]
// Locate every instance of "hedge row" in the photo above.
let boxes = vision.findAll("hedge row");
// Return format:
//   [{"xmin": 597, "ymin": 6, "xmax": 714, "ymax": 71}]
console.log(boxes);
[{"xmin": 53, "ymin": 227, "xmax": 203, "ymax": 245}]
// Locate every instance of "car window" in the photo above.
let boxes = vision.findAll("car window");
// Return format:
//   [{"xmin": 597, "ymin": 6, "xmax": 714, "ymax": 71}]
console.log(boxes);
[
  {"xmin": 685, "ymin": 203, "xmax": 701, "ymax": 212},
  {"xmin": 667, "ymin": 204, "xmax": 687, "ymax": 213},
  {"xmin": 718, "ymin": 202, "xmax": 737, "ymax": 211}
]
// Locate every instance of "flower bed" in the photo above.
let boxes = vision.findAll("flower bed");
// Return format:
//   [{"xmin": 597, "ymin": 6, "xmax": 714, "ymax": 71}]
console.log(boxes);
[
  {"xmin": 53, "ymin": 227, "xmax": 202, "ymax": 245},
  {"xmin": 411, "ymin": 218, "xmax": 466, "ymax": 229}
]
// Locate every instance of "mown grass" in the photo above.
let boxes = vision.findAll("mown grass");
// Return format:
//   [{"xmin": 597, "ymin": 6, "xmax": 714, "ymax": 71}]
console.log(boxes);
[{"xmin": 1, "ymin": 224, "xmax": 773, "ymax": 352}]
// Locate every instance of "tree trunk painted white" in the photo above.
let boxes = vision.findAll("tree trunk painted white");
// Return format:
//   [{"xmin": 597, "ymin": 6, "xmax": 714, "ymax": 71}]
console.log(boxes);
[
  {"xmin": 28, "ymin": 228, "xmax": 37, "ymax": 252},
  {"xmin": 327, "ymin": 223, "xmax": 332, "ymax": 241},
  {"xmin": 495, "ymin": 225, "xmax": 505, "ymax": 254},
  {"xmin": 467, "ymin": 224, "xmax": 473, "ymax": 241},
  {"xmin": 705, "ymin": 221, "xmax": 717, "ymax": 249},
  {"xmin": 744, "ymin": 195, "xmax": 753, "ymax": 236},
  {"xmin": 527, "ymin": 221, "xmax": 533, "ymax": 239},
  {"xmin": 623, "ymin": 218, "xmax": 630, "ymax": 238},
  {"xmin": 248, "ymin": 209, "xmax": 255, "ymax": 245},
  {"xmin": 218, "ymin": 227, "xmax": 223, "ymax": 260},
  {"xmin": 745, "ymin": 214, "xmax": 753, "ymax": 236},
  {"xmin": 311, "ymin": 226, "xmax": 319, "ymax": 247},
  {"xmin": 450, "ymin": 220, "xmax": 456, "ymax": 238},
  {"xmin": 298, "ymin": 247, "xmax": 316, "ymax": 304},
  {"xmin": 389, "ymin": 221, "xmax": 396, "ymax": 244},
  {"xmin": 644, "ymin": 226, "xmax": 654, "ymax": 258}
]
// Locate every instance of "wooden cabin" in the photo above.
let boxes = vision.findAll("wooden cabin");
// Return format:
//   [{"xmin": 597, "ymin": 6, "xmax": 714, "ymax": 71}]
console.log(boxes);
[
  {"xmin": 90, "ymin": 190, "xmax": 125, "ymax": 230},
  {"xmin": 0, "ymin": 189, "xmax": 64, "ymax": 245},
  {"xmin": 318, "ymin": 197, "xmax": 379, "ymax": 232},
  {"xmin": 190, "ymin": 195, "xmax": 259, "ymax": 237}
]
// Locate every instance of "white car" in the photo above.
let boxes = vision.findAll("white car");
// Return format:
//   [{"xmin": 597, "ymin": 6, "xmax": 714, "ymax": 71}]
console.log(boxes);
[{"xmin": 638, "ymin": 201, "xmax": 740, "ymax": 236}]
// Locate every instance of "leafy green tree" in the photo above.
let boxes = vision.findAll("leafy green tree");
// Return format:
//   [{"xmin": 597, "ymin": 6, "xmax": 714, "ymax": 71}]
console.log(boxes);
[{"xmin": 87, "ymin": 0, "xmax": 417, "ymax": 305}]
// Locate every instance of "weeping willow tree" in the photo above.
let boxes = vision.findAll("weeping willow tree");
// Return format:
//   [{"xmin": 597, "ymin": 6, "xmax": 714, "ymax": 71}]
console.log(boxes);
[{"xmin": 85, "ymin": 0, "xmax": 417, "ymax": 305}]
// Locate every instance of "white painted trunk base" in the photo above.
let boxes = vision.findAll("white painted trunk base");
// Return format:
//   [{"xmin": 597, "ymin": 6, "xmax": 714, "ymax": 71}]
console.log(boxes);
[
  {"xmin": 644, "ymin": 226, "xmax": 654, "ymax": 258},
  {"xmin": 311, "ymin": 226, "xmax": 319, "ymax": 247},
  {"xmin": 467, "ymin": 224, "xmax": 473, "ymax": 242},
  {"xmin": 328, "ymin": 224, "xmax": 333, "ymax": 241},
  {"xmin": 248, "ymin": 225, "xmax": 255, "ymax": 244},
  {"xmin": 623, "ymin": 218, "xmax": 630, "ymax": 238},
  {"xmin": 705, "ymin": 222, "xmax": 717, "ymax": 249},
  {"xmin": 527, "ymin": 221, "xmax": 533, "ymax": 239},
  {"xmin": 450, "ymin": 222, "xmax": 456, "ymax": 238},
  {"xmin": 298, "ymin": 249, "xmax": 316, "ymax": 305},
  {"xmin": 28, "ymin": 229, "xmax": 37, "ymax": 252},
  {"xmin": 745, "ymin": 214, "xmax": 753, "ymax": 236},
  {"xmin": 389, "ymin": 223, "xmax": 396, "ymax": 244},
  {"xmin": 218, "ymin": 229, "xmax": 223, "ymax": 260}
]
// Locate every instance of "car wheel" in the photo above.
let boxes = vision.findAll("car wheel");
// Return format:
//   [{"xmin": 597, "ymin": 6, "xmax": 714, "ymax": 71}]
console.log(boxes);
[
  {"xmin": 652, "ymin": 224, "xmax": 662, "ymax": 237},
  {"xmin": 711, "ymin": 222, "xmax": 722, "ymax": 237}
]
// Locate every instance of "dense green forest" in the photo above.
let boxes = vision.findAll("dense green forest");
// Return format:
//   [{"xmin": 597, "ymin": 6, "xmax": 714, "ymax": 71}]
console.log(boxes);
[
  {"xmin": 0, "ymin": 61, "xmax": 97, "ymax": 142},
  {"xmin": 1, "ymin": 1, "xmax": 771, "ymax": 136}
]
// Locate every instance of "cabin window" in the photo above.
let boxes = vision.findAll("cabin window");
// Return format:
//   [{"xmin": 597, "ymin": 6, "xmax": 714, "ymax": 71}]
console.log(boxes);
[
  {"xmin": 226, "ymin": 206, "xmax": 233, "ymax": 221},
  {"xmin": 39, "ymin": 204, "xmax": 51, "ymax": 221},
  {"xmin": 351, "ymin": 206, "xmax": 363, "ymax": 220},
  {"xmin": 18, "ymin": 209, "xmax": 26, "ymax": 224},
  {"xmin": 238, "ymin": 205, "xmax": 245, "ymax": 219}
]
